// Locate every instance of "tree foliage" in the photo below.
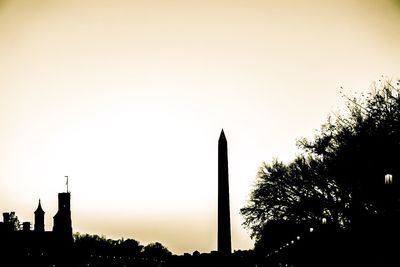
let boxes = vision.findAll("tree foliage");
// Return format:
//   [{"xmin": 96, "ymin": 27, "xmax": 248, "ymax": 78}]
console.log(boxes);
[
  {"xmin": 241, "ymin": 79, "xmax": 400, "ymax": 241},
  {"xmin": 73, "ymin": 233, "xmax": 172, "ymax": 262},
  {"xmin": 300, "ymin": 81, "xmax": 400, "ymax": 215},
  {"xmin": 143, "ymin": 242, "xmax": 172, "ymax": 260},
  {"xmin": 73, "ymin": 233, "xmax": 143, "ymax": 258},
  {"xmin": 241, "ymin": 156, "xmax": 346, "ymax": 240},
  {"xmin": 9, "ymin": 212, "xmax": 21, "ymax": 231}
]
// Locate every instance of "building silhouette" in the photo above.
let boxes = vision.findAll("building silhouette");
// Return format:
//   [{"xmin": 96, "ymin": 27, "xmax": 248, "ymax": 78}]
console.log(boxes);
[
  {"xmin": 0, "ymin": 189, "xmax": 73, "ymax": 265},
  {"xmin": 53, "ymin": 192, "xmax": 73, "ymax": 243},
  {"xmin": 34, "ymin": 199, "xmax": 45, "ymax": 232},
  {"xmin": 218, "ymin": 129, "xmax": 232, "ymax": 254}
]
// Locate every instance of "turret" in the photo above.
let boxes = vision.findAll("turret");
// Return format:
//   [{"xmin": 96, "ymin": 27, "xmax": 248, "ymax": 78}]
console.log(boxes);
[{"xmin": 34, "ymin": 199, "xmax": 45, "ymax": 232}]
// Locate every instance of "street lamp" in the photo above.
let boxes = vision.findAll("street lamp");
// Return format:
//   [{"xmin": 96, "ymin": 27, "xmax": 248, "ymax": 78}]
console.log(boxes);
[{"xmin": 385, "ymin": 174, "xmax": 393, "ymax": 185}]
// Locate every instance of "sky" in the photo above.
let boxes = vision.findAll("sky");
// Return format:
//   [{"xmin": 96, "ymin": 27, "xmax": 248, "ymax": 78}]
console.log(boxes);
[{"xmin": 0, "ymin": 0, "xmax": 399, "ymax": 254}]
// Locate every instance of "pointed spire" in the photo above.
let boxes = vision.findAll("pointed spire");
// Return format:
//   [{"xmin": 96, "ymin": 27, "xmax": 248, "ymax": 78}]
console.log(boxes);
[
  {"xmin": 219, "ymin": 128, "xmax": 226, "ymax": 141},
  {"xmin": 35, "ymin": 199, "xmax": 44, "ymax": 214}
]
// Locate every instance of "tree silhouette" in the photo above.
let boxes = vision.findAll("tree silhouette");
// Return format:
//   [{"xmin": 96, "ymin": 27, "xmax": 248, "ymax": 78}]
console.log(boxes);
[
  {"xmin": 242, "ymin": 79, "xmax": 400, "ymax": 243},
  {"xmin": 299, "ymin": 80, "xmax": 400, "ymax": 226},
  {"xmin": 143, "ymin": 242, "xmax": 172, "ymax": 261},
  {"xmin": 73, "ymin": 233, "xmax": 143, "ymax": 263},
  {"xmin": 120, "ymin": 238, "xmax": 143, "ymax": 257},
  {"xmin": 241, "ymin": 156, "xmax": 346, "ymax": 241},
  {"xmin": 8, "ymin": 212, "xmax": 21, "ymax": 231}
]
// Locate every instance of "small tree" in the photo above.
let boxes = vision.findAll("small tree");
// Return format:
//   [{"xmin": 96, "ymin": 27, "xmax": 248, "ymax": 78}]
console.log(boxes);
[
  {"xmin": 143, "ymin": 242, "xmax": 172, "ymax": 260},
  {"xmin": 120, "ymin": 238, "xmax": 143, "ymax": 257},
  {"xmin": 8, "ymin": 212, "xmax": 21, "ymax": 231}
]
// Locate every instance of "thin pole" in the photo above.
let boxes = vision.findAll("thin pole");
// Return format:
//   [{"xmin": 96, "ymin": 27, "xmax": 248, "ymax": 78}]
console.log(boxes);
[{"xmin": 65, "ymin": 176, "xmax": 69, "ymax": 193}]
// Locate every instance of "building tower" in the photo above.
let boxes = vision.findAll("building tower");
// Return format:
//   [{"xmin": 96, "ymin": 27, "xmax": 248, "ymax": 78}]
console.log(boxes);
[
  {"xmin": 53, "ymin": 192, "xmax": 72, "ymax": 242},
  {"xmin": 218, "ymin": 129, "xmax": 232, "ymax": 254},
  {"xmin": 34, "ymin": 199, "xmax": 45, "ymax": 232}
]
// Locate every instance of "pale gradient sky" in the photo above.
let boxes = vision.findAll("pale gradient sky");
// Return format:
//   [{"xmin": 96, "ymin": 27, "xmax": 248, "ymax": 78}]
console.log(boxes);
[{"xmin": 0, "ymin": 0, "xmax": 399, "ymax": 254}]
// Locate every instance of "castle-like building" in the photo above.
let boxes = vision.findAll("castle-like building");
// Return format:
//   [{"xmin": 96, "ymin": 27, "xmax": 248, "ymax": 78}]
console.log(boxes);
[{"xmin": 0, "ymin": 190, "xmax": 73, "ymax": 264}]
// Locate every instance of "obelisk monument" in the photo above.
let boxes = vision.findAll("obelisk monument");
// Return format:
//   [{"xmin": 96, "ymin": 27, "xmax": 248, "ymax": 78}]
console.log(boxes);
[{"xmin": 218, "ymin": 129, "xmax": 232, "ymax": 254}]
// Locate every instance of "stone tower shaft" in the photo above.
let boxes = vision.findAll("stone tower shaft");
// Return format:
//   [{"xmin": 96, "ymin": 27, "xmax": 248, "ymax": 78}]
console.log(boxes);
[{"xmin": 218, "ymin": 129, "xmax": 232, "ymax": 254}]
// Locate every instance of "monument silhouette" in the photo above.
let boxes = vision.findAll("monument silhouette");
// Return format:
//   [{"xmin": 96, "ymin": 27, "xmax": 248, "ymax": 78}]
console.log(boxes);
[
  {"xmin": 0, "ymin": 134, "xmax": 262, "ymax": 266},
  {"xmin": 218, "ymin": 129, "xmax": 232, "ymax": 254}
]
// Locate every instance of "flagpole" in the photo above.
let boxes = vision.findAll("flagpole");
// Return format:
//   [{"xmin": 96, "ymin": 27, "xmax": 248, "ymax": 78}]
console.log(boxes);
[{"xmin": 65, "ymin": 176, "xmax": 69, "ymax": 193}]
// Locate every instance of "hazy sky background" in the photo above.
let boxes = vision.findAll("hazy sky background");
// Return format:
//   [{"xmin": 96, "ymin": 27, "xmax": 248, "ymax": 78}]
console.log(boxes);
[{"xmin": 0, "ymin": 0, "xmax": 399, "ymax": 254}]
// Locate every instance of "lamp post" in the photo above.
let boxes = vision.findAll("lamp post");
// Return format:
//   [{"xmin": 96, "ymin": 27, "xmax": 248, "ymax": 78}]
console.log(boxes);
[
  {"xmin": 385, "ymin": 174, "xmax": 393, "ymax": 185},
  {"xmin": 382, "ymin": 173, "xmax": 396, "ymax": 263},
  {"xmin": 384, "ymin": 173, "xmax": 394, "ymax": 215}
]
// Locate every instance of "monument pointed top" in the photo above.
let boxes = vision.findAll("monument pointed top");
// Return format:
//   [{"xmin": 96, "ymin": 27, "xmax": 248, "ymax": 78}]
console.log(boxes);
[{"xmin": 219, "ymin": 129, "xmax": 226, "ymax": 141}]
